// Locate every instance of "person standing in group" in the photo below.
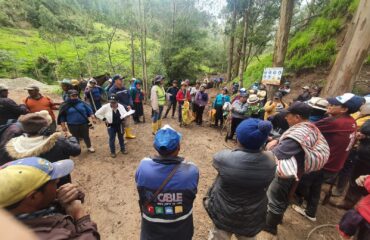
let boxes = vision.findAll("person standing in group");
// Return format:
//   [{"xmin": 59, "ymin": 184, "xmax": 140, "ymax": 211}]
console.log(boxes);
[
  {"xmin": 0, "ymin": 157, "xmax": 100, "ymax": 239},
  {"xmin": 23, "ymin": 85, "xmax": 59, "ymax": 133},
  {"xmin": 176, "ymin": 81, "xmax": 191, "ymax": 126},
  {"xmin": 58, "ymin": 90, "xmax": 96, "ymax": 153},
  {"xmin": 4, "ymin": 111, "xmax": 81, "ymax": 186},
  {"xmin": 130, "ymin": 79, "xmax": 145, "ymax": 124},
  {"xmin": 150, "ymin": 75, "xmax": 166, "ymax": 134},
  {"xmin": 294, "ymin": 86, "xmax": 311, "ymax": 102},
  {"xmin": 263, "ymin": 92, "xmax": 287, "ymax": 120},
  {"xmin": 226, "ymin": 93, "xmax": 248, "ymax": 140},
  {"xmin": 190, "ymin": 80, "xmax": 201, "ymax": 114},
  {"xmin": 164, "ymin": 80, "xmax": 179, "ymax": 119},
  {"xmin": 194, "ymin": 84, "xmax": 209, "ymax": 126},
  {"xmin": 0, "ymin": 84, "xmax": 28, "ymax": 125},
  {"xmin": 108, "ymin": 74, "xmax": 136, "ymax": 139},
  {"xmin": 95, "ymin": 95, "xmax": 129, "ymax": 158},
  {"xmin": 135, "ymin": 125, "xmax": 199, "ymax": 240},
  {"xmin": 204, "ymin": 119, "xmax": 276, "ymax": 240},
  {"xmin": 84, "ymin": 78, "xmax": 104, "ymax": 113},
  {"xmin": 292, "ymin": 94, "xmax": 363, "ymax": 222},
  {"xmin": 260, "ymin": 102, "xmax": 330, "ymax": 239},
  {"xmin": 246, "ymin": 94, "xmax": 263, "ymax": 119},
  {"xmin": 213, "ymin": 87, "xmax": 230, "ymax": 127}
]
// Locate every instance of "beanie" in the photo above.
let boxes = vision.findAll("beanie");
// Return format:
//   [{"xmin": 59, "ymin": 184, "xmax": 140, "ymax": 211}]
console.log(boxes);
[
  {"xmin": 18, "ymin": 112, "xmax": 49, "ymax": 134},
  {"xmin": 236, "ymin": 118, "xmax": 272, "ymax": 150}
]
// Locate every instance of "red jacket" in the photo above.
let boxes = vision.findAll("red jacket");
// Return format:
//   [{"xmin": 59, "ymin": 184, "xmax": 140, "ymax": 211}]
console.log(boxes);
[
  {"xmin": 176, "ymin": 89, "xmax": 191, "ymax": 104},
  {"xmin": 315, "ymin": 115, "xmax": 357, "ymax": 173},
  {"xmin": 357, "ymin": 176, "xmax": 370, "ymax": 223}
]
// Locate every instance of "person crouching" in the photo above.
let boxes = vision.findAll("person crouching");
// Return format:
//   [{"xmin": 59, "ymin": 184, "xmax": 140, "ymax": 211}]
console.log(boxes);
[{"xmin": 95, "ymin": 95, "xmax": 129, "ymax": 158}]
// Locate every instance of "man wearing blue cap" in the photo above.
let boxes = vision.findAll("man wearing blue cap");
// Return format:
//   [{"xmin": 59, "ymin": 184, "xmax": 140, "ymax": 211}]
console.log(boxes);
[
  {"xmin": 135, "ymin": 125, "xmax": 199, "ymax": 240},
  {"xmin": 0, "ymin": 157, "xmax": 99, "ymax": 239}
]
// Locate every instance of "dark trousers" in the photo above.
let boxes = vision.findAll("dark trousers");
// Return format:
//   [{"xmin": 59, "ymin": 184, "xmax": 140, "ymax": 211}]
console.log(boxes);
[
  {"xmin": 164, "ymin": 101, "xmax": 177, "ymax": 118},
  {"xmin": 228, "ymin": 117, "xmax": 244, "ymax": 139},
  {"xmin": 49, "ymin": 120, "xmax": 57, "ymax": 133},
  {"xmin": 68, "ymin": 123, "xmax": 91, "ymax": 148},
  {"xmin": 178, "ymin": 103, "xmax": 183, "ymax": 123},
  {"xmin": 295, "ymin": 169, "xmax": 337, "ymax": 217},
  {"xmin": 336, "ymin": 150, "xmax": 357, "ymax": 194},
  {"xmin": 343, "ymin": 158, "xmax": 370, "ymax": 207},
  {"xmin": 133, "ymin": 102, "xmax": 144, "ymax": 122},
  {"xmin": 215, "ymin": 106, "xmax": 223, "ymax": 127},
  {"xmin": 108, "ymin": 125, "xmax": 125, "ymax": 154},
  {"xmin": 195, "ymin": 105, "xmax": 205, "ymax": 125},
  {"xmin": 265, "ymin": 176, "xmax": 295, "ymax": 235}
]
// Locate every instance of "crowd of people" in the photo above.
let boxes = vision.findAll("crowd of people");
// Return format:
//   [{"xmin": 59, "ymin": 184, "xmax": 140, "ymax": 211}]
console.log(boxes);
[{"xmin": 0, "ymin": 75, "xmax": 370, "ymax": 240}]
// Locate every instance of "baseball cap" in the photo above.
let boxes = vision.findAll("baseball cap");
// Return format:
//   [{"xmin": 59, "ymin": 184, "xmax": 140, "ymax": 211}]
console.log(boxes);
[
  {"xmin": 284, "ymin": 101, "xmax": 312, "ymax": 119},
  {"xmin": 108, "ymin": 94, "xmax": 118, "ymax": 102},
  {"xmin": 154, "ymin": 125, "xmax": 182, "ymax": 154},
  {"xmin": 0, "ymin": 157, "xmax": 74, "ymax": 208},
  {"xmin": 239, "ymin": 88, "xmax": 246, "ymax": 93},
  {"xmin": 327, "ymin": 93, "xmax": 365, "ymax": 114},
  {"xmin": 68, "ymin": 89, "xmax": 79, "ymax": 96},
  {"xmin": 24, "ymin": 85, "xmax": 39, "ymax": 91},
  {"xmin": 302, "ymin": 86, "xmax": 310, "ymax": 90},
  {"xmin": 154, "ymin": 75, "xmax": 165, "ymax": 83},
  {"xmin": 0, "ymin": 84, "xmax": 8, "ymax": 91},
  {"xmin": 308, "ymin": 97, "xmax": 329, "ymax": 111},
  {"xmin": 112, "ymin": 74, "xmax": 123, "ymax": 82}
]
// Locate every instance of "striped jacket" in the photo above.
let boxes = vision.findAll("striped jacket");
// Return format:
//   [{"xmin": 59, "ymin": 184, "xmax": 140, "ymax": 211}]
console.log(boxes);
[{"xmin": 276, "ymin": 121, "xmax": 330, "ymax": 179}]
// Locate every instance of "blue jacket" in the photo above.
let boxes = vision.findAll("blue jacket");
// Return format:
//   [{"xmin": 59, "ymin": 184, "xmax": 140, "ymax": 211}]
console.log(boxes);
[
  {"xmin": 167, "ymin": 86, "xmax": 179, "ymax": 102},
  {"xmin": 58, "ymin": 100, "xmax": 92, "ymax": 125},
  {"xmin": 213, "ymin": 94, "xmax": 230, "ymax": 107},
  {"xmin": 85, "ymin": 86, "xmax": 103, "ymax": 101},
  {"xmin": 135, "ymin": 156, "xmax": 199, "ymax": 240},
  {"xmin": 108, "ymin": 85, "xmax": 133, "ymax": 108}
]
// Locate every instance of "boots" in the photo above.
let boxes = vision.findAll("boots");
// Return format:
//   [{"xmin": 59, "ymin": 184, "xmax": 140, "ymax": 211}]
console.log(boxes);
[
  {"xmin": 125, "ymin": 127, "xmax": 136, "ymax": 139},
  {"xmin": 152, "ymin": 122, "xmax": 158, "ymax": 135},
  {"xmin": 157, "ymin": 120, "xmax": 162, "ymax": 129}
]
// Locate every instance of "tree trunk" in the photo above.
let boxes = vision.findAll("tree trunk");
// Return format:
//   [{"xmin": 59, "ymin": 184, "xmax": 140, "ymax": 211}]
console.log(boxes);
[
  {"xmin": 130, "ymin": 31, "xmax": 135, "ymax": 77},
  {"xmin": 107, "ymin": 26, "xmax": 117, "ymax": 73},
  {"xmin": 238, "ymin": 2, "xmax": 251, "ymax": 88},
  {"xmin": 226, "ymin": 0, "xmax": 237, "ymax": 82},
  {"xmin": 322, "ymin": 0, "xmax": 370, "ymax": 96},
  {"xmin": 138, "ymin": 0, "xmax": 148, "ymax": 97},
  {"xmin": 272, "ymin": 0, "xmax": 294, "ymax": 67},
  {"xmin": 233, "ymin": 39, "xmax": 242, "ymax": 80}
]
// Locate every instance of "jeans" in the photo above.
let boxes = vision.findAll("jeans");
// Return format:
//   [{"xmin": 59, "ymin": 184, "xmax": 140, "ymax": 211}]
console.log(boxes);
[
  {"xmin": 164, "ymin": 101, "xmax": 177, "ymax": 118},
  {"xmin": 108, "ymin": 125, "xmax": 125, "ymax": 154},
  {"xmin": 152, "ymin": 106, "xmax": 163, "ymax": 123},
  {"xmin": 208, "ymin": 225, "xmax": 256, "ymax": 240}
]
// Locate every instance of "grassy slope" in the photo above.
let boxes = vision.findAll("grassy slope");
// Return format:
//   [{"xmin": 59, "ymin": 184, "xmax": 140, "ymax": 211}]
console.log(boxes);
[{"xmin": 0, "ymin": 23, "xmax": 161, "ymax": 79}]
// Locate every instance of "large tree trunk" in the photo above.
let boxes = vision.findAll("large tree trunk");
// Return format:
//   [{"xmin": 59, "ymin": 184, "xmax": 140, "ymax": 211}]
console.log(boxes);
[
  {"xmin": 130, "ymin": 31, "xmax": 135, "ymax": 77},
  {"xmin": 138, "ymin": 0, "xmax": 148, "ymax": 96},
  {"xmin": 322, "ymin": 0, "xmax": 370, "ymax": 96},
  {"xmin": 233, "ymin": 39, "xmax": 242, "ymax": 80},
  {"xmin": 226, "ymin": 1, "xmax": 237, "ymax": 82},
  {"xmin": 238, "ymin": 2, "xmax": 251, "ymax": 88},
  {"xmin": 272, "ymin": 0, "xmax": 294, "ymax": 67}
]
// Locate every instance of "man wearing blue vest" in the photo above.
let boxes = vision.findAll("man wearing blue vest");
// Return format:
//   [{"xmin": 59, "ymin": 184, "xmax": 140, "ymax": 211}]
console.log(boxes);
[{"xmin": 135, "ymin": 125, "xmax": 199, "ymax": 240}]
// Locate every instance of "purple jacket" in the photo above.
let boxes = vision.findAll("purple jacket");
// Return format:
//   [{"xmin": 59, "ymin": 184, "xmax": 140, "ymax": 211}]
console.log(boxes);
[{"xmin": 195, "ymin": 91, "xmax": 208, "ymax": 107}]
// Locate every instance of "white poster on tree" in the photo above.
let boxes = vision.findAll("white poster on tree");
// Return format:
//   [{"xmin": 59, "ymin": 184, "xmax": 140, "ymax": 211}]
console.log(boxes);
[{"xmin": 261, "ymin": 67, "xmax": 284, "ymax": 86}]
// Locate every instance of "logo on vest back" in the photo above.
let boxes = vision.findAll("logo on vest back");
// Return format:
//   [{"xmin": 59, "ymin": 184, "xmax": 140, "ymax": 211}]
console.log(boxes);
[{"xmin": 157, "ymin": 193, "xmax": 183, "ymax": 203}]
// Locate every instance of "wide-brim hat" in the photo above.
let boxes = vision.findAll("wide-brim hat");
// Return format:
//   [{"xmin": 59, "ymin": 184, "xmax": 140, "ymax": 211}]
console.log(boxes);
[
  {"xmin": 308, "ymin": 97, "xmax": 328, "ymax": 111},
  {"xmin": 247, "ymin": 94, "xmax": 259, "ymax": 104}
]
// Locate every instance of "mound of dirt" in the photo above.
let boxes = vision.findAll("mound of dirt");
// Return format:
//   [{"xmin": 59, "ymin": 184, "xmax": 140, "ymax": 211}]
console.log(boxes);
[{"xmin": 0, "ymin": 77, "xmax": 56, "ymax": 91}]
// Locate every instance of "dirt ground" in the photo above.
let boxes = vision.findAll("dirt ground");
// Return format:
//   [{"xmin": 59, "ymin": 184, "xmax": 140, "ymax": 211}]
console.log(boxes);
[{"xmin": 3, "ymin": 79, "xmax": 347, "ymax": 240}]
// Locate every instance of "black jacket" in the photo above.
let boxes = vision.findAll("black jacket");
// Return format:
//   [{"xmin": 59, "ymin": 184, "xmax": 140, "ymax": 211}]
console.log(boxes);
[
  {"xmin": 204, "ymin": 148, "xmax": 276, "ymax": 237},
  {"xmin": 0, "ymin": 97, "xmax": 28, "ymax": 125}
]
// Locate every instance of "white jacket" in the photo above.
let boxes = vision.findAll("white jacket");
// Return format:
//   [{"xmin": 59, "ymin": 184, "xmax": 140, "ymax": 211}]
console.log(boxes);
[{"xmin": 95, "ymin": 103, "xmax": 128, "ymax": 124}]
